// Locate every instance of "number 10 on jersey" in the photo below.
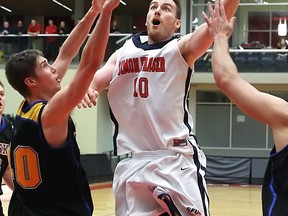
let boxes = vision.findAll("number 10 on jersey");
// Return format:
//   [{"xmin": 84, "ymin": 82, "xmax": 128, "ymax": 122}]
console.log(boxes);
[{"xmin": 133, "ymin": 77, "xmax": 149, "ymax": 98}]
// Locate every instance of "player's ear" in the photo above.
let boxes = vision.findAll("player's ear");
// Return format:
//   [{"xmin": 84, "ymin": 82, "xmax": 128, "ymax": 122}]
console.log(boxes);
[
  {"xmin": 24, "ymin": 77, "xmax": 37, "ymax": 87},
  {"xmin": 175, "ymin": 19, "xmax": 181, "ymax": 30}
]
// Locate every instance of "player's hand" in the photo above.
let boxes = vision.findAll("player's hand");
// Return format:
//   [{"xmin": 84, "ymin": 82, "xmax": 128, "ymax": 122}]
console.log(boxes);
[
  {"xmin": 202, "ymin": 0, "xmax": 236, "ymax": 40},
  {"xmin": 77, "ymin": 88, "xmax": 99, "ymax": 109}
]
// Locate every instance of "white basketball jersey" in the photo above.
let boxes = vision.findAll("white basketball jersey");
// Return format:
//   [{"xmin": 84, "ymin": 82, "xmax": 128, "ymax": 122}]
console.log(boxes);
[{"xmin": 108, "ymin": 32, "xmax": 195, "ymax": 155}]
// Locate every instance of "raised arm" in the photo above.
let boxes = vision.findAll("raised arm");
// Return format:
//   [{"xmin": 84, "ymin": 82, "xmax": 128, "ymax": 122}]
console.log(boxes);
[
  {"xmin": 206, "ymin": 0, "xmax": 288, "ymax": 152},
  {"xmin": 42, "ymin": 0, "xmax": 120, "ymax": 147},
  {"xmin": 52, "ymin": 0, "xmax": 104, "ymax": 80},
  {"xmin": 178, "ymin": 0, "xmax": 239, "ymax": 68},
  {"xmin": 78, "ymin": 45, "xmax": 119, "ymax": 109}
]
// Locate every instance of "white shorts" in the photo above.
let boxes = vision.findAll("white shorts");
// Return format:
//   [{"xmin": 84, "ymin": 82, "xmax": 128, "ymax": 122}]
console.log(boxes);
[{"xmin": 113, "ymin": 145, "xmax": 209, "ymax": 216}]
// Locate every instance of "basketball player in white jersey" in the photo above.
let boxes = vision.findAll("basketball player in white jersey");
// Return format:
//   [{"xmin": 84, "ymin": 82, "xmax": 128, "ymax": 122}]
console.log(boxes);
[
  {"xmin": 205, "ymin": 2, "xmax": 288, "ymax": 216},
  {"xmin": 81, "ymin": 0, "xmax": 239, "ymax": 215}
]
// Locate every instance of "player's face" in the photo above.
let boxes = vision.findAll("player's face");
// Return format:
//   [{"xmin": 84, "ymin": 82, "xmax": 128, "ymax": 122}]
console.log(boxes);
[
  {"xmin": 0, "ymin": 86, "xmax": 5, "ymax": 115},
  {"xmin": 146, "ymin": 0, "xmax": 180, "ymax": 43},
  {"xmin": 33, "ymin": 56, "xmax": 61, "ymax": 100}
]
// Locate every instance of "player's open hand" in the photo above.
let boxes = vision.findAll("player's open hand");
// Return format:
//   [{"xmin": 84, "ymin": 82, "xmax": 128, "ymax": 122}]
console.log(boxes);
[
  {"xmin": 202, "ymin": 0, "xmax": 236, "ymax": 40},
  {"xmin": 77, "ymin": 88, "xmax": 99, "ymax": 109}
]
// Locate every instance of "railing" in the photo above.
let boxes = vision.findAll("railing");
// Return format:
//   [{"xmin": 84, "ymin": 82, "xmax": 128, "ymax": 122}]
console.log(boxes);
[
  {"xmin": 0, "ymin": 33, "xmax": 133, "ymax": 62},
  {"xmin": 0, "ymin": 34, "xmax": 287, "ymax": 73}
]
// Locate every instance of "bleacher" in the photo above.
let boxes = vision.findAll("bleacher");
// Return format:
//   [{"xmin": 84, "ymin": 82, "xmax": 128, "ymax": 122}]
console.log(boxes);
[{"xmin": 195, "ymin": 41, "xmax": 288, "ymax": 73}]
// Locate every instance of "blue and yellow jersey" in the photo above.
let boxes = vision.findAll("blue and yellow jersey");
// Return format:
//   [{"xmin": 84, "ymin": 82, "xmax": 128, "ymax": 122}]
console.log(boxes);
[
  {"xmin": 9, "ymin": 100, "xmax": 93, "ymax": 216},
  {"xmin": 0, "ymin": 115, "xmax": 13, "ymax": 195}
]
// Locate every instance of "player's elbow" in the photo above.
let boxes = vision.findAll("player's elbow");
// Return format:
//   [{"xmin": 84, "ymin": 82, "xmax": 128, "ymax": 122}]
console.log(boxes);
[
  {"xmin": 213, "ymin": 64, "xmax": 237, "ymax": 92},
  {"xmin": 214, "ymin": 73, "xmax": 230, "ymax": 91},
  {"xmin": 82, "ymin": 48, "xmax": 105, "ymax": 67},
  {"xmin": 81, "ymin": 56, "xmax": 102, "ymax": 72}
]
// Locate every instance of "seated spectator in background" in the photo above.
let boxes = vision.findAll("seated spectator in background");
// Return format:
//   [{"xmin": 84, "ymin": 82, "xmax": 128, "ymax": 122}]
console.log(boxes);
[
  {"xmin": 14, "ymin": 20, "xmax": 27, "ymax": 53},
  {"xmin": 107, "ymin": 20, "xmax": 121, "ymax": 61},
  {"xmin": 0, "ymin": 21, "xmax": 14, "ymax": 58},
  {"xmin": 75, "ymin": 18, "xmax": 82, "ymax": 26},
  {"xmin": 110, "ymin": 20, "xmax": 121, "ymax": 33},
  {"xmin": 45, "ymin": 19, "xmax": 58, "ymax": 62},
  {"xmin": 58, "ymin": 21, "xmax": 70, "ymax": 49},
  {"xmin": 276, "ymin": 37, "xmax": 288, "ymax": 58},
  {"xmin": 27, "ymin": 19, "xmax": 42, "ymax": 51}
]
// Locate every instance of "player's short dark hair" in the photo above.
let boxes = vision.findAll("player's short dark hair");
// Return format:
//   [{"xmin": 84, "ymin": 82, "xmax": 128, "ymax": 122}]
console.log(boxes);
[
  {"xmin": 5, "ymin": 49, "xmax": 44, "ymax": 97},
  {"xmin": 173, "ymin": 0, "xmax": 181, "ymax": 19}
]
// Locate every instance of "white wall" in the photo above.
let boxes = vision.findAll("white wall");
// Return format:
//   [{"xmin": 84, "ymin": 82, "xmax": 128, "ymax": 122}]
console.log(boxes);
[{"xmin": 0, "ymin": 68, "xmax": 23, "ymax": 114}]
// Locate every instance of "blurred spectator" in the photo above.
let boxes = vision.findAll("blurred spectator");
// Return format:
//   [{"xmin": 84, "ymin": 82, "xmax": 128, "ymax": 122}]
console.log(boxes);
[
  {"xmin": 14, "ymin": 20, "xmax": 27, "ymax": 53},
  {"xmin": 276, "ymin": 37, "xmax": 288, "ymax": 58},
  {"xmin": 27, "ymin": 19, "xmax": 42, "ymax": 50},
  {"xmin": 75, "ymin": 18, "xmax": 81, "ymax": 26},
  {"xmin": 110, "ymin": 20, "xmax": 121, "ymax": 33},
  {"xmin": 44, "ymin": 19, "xmax": 58, "ymax": 62},
  {"xmin": 107, "ymin": 20, "xmax": 121, "ymax": 61},
  {"xmin": 0, "ymin": 21, "xmax": 14, "ymax": 58},
  {"xmin": 58, "ymin": 21, "xmax": 70, "ymax": 49}
]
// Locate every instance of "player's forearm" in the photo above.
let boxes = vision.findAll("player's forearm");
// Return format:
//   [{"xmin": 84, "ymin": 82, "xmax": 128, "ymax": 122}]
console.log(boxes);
[
  {"xmin": 59, "ymin": 9, "xmax": 113, "ymax": 115},
  {"xmin": 223, "ymin": 0, "xmax": 240, "ymax": 19},
  {"xmin": 59, "ymin": 6, "xmax": 101, "ymax": 60},
  {"xmin": 3, "ymin": 167, "xmax": 14, "ymax": 191},
  {"xmin": 212, "ymin": 36, "xmax": 238, "ymax": 91},
  {"xmin": 82, "ymin": 11, "xmax": 113, "ymax": 70}
]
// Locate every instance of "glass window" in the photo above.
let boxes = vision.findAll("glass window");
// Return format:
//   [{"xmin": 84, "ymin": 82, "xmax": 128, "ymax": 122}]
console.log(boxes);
[
  {"xmin": 248, "ymin": 12, "xmax": 270, "ymax": 31},
  {"xmin": 196, "ymin": 91, "xmax": 230, "ymax": 103},
  {"xmin": 195, "ymin": 90, "xmax": 288, "ymax": 150}
]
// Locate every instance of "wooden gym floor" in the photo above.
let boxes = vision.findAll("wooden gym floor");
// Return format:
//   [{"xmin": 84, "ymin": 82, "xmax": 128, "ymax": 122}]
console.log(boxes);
[{"xmin": 1, "ymin": 182, "xmax": 262, "ymax": 215}]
